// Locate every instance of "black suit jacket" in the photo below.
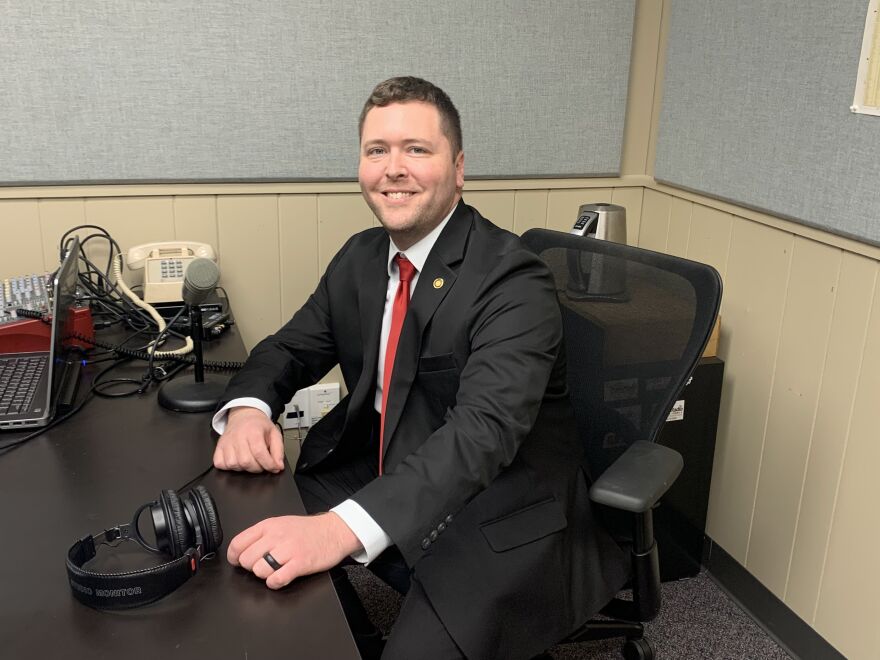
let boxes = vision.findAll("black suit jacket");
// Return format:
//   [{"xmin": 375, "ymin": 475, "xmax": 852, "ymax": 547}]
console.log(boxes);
[{"xmin": 220, "ymin": 201, "xmax": 628, "ymax": 659}]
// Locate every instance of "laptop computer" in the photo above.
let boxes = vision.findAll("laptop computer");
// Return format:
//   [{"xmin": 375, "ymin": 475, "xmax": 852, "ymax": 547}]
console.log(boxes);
[{"xmin": 0, "ymin": 237, "xmax": 82, "ymax": 430}]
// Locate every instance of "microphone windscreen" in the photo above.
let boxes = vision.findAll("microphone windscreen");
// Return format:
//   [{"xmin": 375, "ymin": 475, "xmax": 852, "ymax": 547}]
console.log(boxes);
[{"xmin": 182, "ymin": 258, "xmax": 220, "ymax": 306}]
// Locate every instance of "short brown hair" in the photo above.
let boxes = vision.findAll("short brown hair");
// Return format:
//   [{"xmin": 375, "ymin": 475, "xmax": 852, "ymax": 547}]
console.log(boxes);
[{"xmin": 359, "ymin": 76, "xmax": 463, "ymax": 157}]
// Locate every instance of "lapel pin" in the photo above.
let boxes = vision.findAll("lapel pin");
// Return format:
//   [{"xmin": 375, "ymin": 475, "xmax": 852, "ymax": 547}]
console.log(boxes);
[{"xmin": 433, "ymin": 278, "xmax": 444, "ymax": 289}]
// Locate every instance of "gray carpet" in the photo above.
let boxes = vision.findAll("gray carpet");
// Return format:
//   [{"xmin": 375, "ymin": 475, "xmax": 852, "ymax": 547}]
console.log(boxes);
[{"xmin": 345, "ymin": 566, "xmax": 792, "ymax": 659}]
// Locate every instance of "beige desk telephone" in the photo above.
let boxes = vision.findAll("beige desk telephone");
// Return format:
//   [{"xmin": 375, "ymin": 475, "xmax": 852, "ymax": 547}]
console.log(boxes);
[{"xmin": 126, "ymin": 241, "xmax": 216, "ymax": 303}]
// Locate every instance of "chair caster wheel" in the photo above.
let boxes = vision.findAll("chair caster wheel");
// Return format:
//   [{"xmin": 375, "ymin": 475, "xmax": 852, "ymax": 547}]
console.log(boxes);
[{"xmin": 623, "ymin": 637, "xmax": 654, "ymax": 660}]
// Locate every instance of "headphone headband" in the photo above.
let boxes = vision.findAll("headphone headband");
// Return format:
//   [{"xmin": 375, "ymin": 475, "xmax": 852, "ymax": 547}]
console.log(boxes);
[{"xmin": 65, "ymin": 486, "xmax": 221, "ymax": 610}]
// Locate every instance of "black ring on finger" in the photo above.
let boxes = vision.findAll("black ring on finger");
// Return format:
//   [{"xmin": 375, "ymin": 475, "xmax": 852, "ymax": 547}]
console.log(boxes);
[{"xmin": 263, "ymin": 552, "xmax": 283, "ymax": 571}]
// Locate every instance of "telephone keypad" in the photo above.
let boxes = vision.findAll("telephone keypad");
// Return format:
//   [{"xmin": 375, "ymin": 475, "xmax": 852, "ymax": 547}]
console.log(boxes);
[{"xmin": 159, "ymin": 259, "xmax": 185, "ymax": 281}]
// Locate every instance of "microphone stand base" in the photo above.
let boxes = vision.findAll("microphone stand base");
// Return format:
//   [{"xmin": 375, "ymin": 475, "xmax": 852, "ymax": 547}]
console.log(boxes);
[{"xmin": 158, "ymin": 374, "xmax": 228, "ymax": 413}]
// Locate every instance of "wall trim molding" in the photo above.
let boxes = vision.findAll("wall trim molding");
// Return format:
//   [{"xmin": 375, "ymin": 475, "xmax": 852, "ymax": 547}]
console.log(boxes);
[
  {"xmin": 0, "ymin": 175, "xmax": 651, "ymax": 201},
  {"xmin": 704, "ymin": 540, "xmax": 845, "ymax": 660},
  {"xmin": 647, "ymin": 180, "xmax": 880, "ymax": 260}
]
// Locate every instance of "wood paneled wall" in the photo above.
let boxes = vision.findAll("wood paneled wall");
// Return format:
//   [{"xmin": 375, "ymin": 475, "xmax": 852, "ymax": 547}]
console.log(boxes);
[
  {"xmin": 2, "ymin": 178, "xmax": 879, "ymax": 657},
  {"xmin": 641, "ymin": 186, "xmax": 880, "ymax": 660},
  {"xmin": 0, "ymin": 182, "xmax": 644, "ymax": 350}
]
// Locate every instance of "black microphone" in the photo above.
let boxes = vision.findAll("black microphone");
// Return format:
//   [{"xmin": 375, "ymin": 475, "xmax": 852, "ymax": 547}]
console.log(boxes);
[
  {"xmin": 157, "ymin": 259, "xmax": 228, "ymax": 413},
  {"xmin": 182, "ymin": 258, "xmax": 220, "ymax": 307}
]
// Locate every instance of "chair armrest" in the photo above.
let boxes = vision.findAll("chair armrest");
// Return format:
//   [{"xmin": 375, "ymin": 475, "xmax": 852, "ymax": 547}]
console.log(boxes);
[{"xmin": 589, "ymin": 441, "xmax": 683, "ymax": 513}]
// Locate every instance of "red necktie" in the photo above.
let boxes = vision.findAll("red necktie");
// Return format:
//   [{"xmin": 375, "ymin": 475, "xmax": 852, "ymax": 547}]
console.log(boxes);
[{"xmin": 379, "ymin": 253, "xmax": 417, "ymax": 475}]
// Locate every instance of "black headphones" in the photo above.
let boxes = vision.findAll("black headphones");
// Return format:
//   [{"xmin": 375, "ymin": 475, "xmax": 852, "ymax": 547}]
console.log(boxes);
[{"xmin": 66, "ymin": 486, "xmax": 223, "ymax": 610}]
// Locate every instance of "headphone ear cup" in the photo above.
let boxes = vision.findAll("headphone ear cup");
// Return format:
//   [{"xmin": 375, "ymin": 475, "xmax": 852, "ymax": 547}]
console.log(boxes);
[
  {"xmin": 156, "ymin": 489, "xmax": 192, "ymax": 558},
  {"xmin": 189, "ymin": 485, "xmax": 223, "ymax": 554}
]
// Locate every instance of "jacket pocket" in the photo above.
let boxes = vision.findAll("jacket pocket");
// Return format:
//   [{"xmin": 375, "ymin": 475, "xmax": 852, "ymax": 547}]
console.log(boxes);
[
  {"xmin": 418, "ymin": 352, "xmax": 457, "ymax": 373},
  {"xmin": 417, "ymin": 353, "xmax": 460, "ymax": 407},
  {"xmin": 479, "ymin": 498, "xmax": 567, "ymax": 553}
]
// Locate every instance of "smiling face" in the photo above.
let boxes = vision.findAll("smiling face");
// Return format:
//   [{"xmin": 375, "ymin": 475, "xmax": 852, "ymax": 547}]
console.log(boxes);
[{"xmin": 358, "ymin": 101, "xmax": 464, "ymax": 251}]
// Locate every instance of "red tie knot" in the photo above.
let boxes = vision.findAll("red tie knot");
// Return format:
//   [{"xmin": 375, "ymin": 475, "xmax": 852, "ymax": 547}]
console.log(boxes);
[{"xmin": 395, "ymin": 253, "xmax": 417, "ymax": 283}]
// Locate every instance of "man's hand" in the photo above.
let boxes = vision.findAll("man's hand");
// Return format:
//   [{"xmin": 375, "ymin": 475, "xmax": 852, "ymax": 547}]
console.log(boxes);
[
  {"xmin": 227, "ymin": 513, "xmax": 363, "ymax": 589},
  {"xmin": 213, "ymin": 407, "xmax": 285, "ymax": 473}
]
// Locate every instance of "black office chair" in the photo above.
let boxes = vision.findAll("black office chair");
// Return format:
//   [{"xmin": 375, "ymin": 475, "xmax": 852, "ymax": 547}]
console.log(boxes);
[{"xmin": 522, "ymin": 229, "xmax": 722, "ymax": 660}]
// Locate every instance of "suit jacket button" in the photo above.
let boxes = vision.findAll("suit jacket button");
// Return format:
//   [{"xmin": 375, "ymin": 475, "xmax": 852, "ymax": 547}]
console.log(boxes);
[
  {"xmin": 437, "ymin": 522, "xmax": 446, "ymax": 533},
  {"xmin": 421, "ymin": 538, "xmax": 430, "ymax": 550},
  {"xmin": 445, "ymin": 514, "xmax": 453, "ymax": 524},
  {"xmin": 429, "ymin": 530, "xmax": 438, "ymax": 542}
]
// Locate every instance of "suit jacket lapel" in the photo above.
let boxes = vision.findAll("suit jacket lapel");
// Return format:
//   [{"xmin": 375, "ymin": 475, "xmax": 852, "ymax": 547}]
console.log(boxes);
[
  {"xmin": 348, "ymin": 239, "xmax": 388, "ymax": 420},
  {"xmin": 382, "ymin": 202, "xmax": 473, "ymax": 456}
]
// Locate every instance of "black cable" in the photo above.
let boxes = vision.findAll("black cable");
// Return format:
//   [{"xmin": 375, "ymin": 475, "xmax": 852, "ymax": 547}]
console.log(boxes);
[
  {"xmin": 60, "ymin": 227, "xmax": 161, "ymax": 337},
  {"xmin": 145, "ymin": 305, "xmax": 188, "ymax": 377},
  {"xmin": 0, "ymin": 390, "xmax": 95, "ymax": 454},
  {"xmin": 66, "ymin": 330, "xmax": 245, "ymax": 371},
  {"xmin": 91, "ymin": 357, "xmax": 146, "ymax": 398},
  {"xmin": 177, "ymin": 464, "xmax": 216, "ymax": 493},
  {"xmin": 14, "ymin": 314, "xmax": 244, "ymax": 372},
  {"xmin": 11, "ymin": 308, "xmax": 42, "ymax": 320}
]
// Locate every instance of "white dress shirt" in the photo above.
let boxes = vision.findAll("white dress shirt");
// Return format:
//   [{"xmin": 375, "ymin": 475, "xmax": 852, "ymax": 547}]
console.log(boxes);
[{"xmin": 212, "ymin": 207, "xmax": 455, "ymax": 564}]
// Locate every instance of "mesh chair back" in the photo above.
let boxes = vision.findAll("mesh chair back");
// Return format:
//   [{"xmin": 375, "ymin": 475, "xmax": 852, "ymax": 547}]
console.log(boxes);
[{"xmin": 522, "ymin": 229, "xmax": 722, "ymax": 480}]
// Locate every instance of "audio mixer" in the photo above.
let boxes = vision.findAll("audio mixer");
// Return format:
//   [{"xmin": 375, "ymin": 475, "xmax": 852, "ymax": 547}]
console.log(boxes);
[{"xmin": 1, "ymin": 273, "xmax": 52, "ymax": 326}]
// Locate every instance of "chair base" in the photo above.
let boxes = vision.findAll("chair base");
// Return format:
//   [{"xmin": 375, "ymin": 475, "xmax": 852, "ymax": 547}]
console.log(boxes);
[
  {"xmin": 568, "ymin": 620, "xmax": 644, "ymax": 643},
  {"xmin": 556, "ymin": 603, "xmax": 656, "ymax": 660}
]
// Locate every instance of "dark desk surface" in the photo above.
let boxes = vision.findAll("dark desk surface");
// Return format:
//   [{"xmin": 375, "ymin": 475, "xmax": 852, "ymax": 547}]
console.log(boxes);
[{"xmin": 0, "ymin": 328, "xmax": 358, "ymax": 659}]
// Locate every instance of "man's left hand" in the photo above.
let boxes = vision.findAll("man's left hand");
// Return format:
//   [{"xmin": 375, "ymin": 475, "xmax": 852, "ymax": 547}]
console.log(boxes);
[{"xmin": 227, "ymin": 512, "xmax": 363, "ymax": 589}]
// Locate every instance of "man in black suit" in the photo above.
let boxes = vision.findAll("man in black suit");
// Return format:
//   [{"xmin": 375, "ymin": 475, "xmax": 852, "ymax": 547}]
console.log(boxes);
[{"xmin": 212, "ymin": 76, "xmax": 627, "ymax": 660}]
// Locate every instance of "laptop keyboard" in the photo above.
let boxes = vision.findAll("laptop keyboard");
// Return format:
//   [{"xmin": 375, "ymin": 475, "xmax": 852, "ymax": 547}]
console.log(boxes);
[{"xmin": 0, "ymin": 355, "xmax": 47, "ymax": 416}]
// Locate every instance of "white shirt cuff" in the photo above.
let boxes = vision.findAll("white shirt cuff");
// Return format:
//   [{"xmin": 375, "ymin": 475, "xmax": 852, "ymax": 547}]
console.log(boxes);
[
  {"xmin": 211, "ymin": 398, "xmax": 274, "ymax": 434},
  {"xmin": 331, "ymin": 499, "xmax": 393, "ymax": 564}
]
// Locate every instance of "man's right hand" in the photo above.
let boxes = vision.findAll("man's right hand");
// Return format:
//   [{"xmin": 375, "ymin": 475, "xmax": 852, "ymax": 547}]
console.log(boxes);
[{"xmin": 213, "ymin": 407, "xmax": 285, "ymax": 473}]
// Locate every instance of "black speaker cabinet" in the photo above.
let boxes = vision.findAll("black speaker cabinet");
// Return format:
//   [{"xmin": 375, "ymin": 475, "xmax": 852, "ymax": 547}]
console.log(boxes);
[{"xmin": 655, "ymin": 356, "xmax": 724, "ymax": 581}]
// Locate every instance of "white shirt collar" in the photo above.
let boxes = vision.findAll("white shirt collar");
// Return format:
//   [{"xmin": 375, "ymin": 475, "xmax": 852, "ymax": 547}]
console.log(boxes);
[{"xmin": 385, "ymin": 203, "xmax": 457, "ymax": 277}]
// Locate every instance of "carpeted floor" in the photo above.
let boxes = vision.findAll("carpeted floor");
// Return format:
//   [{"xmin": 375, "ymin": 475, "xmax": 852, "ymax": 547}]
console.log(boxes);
[{"xmin": 344, "ymin": 566, "xmax": 792, "ymax": 659}]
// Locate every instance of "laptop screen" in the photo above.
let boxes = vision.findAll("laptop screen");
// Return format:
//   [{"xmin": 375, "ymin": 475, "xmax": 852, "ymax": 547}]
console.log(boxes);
[{"xmin": 50, "ymin": 237, "xmax": 82, "ymax": 405}]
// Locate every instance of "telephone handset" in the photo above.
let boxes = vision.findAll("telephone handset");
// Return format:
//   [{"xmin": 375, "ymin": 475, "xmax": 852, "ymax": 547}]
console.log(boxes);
[{"xmin": 127, "ymin": 242, "xmax": 216, "ymax": 303}]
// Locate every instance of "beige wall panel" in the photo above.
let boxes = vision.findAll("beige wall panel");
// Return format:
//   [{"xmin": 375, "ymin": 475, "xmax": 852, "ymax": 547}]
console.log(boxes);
[
  {"xmin": 84, "ymin": 196, "xmax": 175, "ymax": 245},
  {"xmin": 813, "ymin": 277, "xmax": 880, "ymax": 660},
  {"xmin": 38, "ymin": 198, "xmax": 86, "ymax": 268},
  {"xmin": 610, "ymin": 187, "xmax": 644, "ymax": 245},
  {"xmin": 638, "ymin": 188, "xmax": 671, "ymax": 251},
  {"xmin": 317, "ymin": 194, "xmax": 373, "ymax": 274},
  {"xmin": 279, "ymin": 195, "xmax": 319, "ymax": 321},
  {"xmin": 217, "ymin": 195, "xmax": 280, "ymax": 351},
  {"xmin": 279, "ymin": 196, "xmax": 346, "ymax": 393},
  {"xmin": 512, "ymin": 189, "xmax": 549, "ymax": 235},
  {"xmin": 172, "ymin": 196, "xmax": 218, "ymax": 250},
  {"xmin": 706, "ymin": 219, "xmax": 793, "ymax": 562},
  {"xmin": 746, "ymin": 239, "xmax": 841, "ymax": 596},
  {"xmin": 0, "ymin": 200, "xmax": 44, "ymax": 278},
  {"xmin": 686, "ymin": 204, "xmax": 732, "ymax": 280},
  {"xmin": 666, "ymin": 197, "xmax": 693, "ymax": 258},
  {"xmin": 82, "ymin": 197, "xmax": 176, "ymax": 284},
  {"xmin": 546, "ymin": 188, "xmax": 614, "ymax": 232},
  {"xmin": 463, "ymin": 191, "xmax": 515, "ymax": 232},
  {"xmin": 786, "ymin": 254, "xmax": 878, "ymax": 622}
]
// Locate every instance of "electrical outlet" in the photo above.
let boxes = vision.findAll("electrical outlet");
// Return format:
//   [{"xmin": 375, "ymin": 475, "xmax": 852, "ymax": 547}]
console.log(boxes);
[
  {"xmin": 281, "ymin": 383, "xmax": 340, "ymax": 430},
  {"xmin": 281, "ymin": 388, "xmax": 311, "ymax": 430},
  {"xmin": 308, "ymin": 383, "xmax": 340, "ymax": 426}
]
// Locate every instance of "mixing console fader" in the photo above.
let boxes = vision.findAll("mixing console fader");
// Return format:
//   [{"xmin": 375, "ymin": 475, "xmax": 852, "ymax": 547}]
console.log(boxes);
[{"xmin": 1, "ymin": 273, "xmax": 52, "ymax": 326}]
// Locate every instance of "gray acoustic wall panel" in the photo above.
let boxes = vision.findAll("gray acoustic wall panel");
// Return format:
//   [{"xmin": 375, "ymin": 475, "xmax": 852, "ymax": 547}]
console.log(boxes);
[
  {"xmin": 656, "ymin": 0, "xmax": 880, "ymax": 246},
  {"xmin": 0, "ymin": 1, "xmax": 635, "ymax": 184}
]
